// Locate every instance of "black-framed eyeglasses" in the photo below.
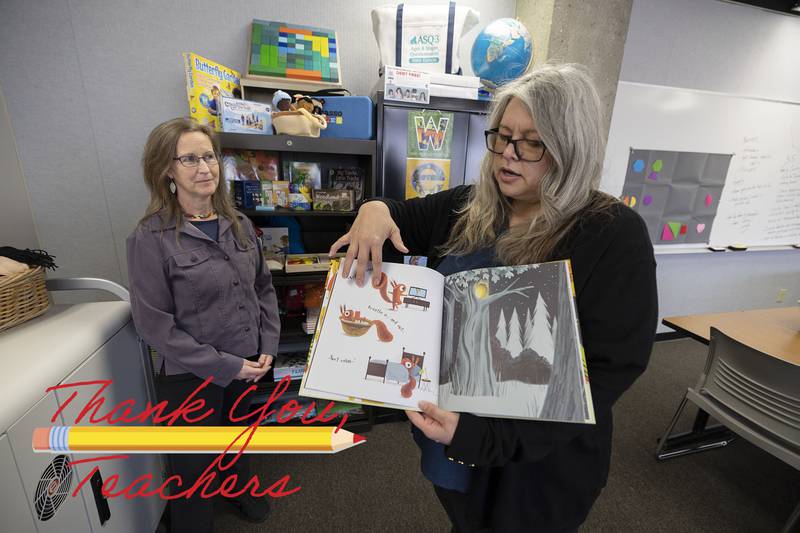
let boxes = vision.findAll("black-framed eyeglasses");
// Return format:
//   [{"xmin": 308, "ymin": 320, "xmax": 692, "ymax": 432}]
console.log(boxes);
[
  {"xmin": 484, "ymin": 129, "xmax": 547, "ymax": 162},
  {"xmin": 173, "ymin": 153, "xmax": 219, "ymax": 168}
]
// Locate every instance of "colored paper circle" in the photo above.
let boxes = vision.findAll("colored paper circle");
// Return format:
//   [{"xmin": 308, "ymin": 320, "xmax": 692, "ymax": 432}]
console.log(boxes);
[
  {"xmin": 643, "ymin": 195, "xmax": 653, "ymax": 206},
  {"xmin": 705, "ymin": 194, "xmax": 713, "ymax": 207},
  {"xmin": 633, "ymin": 159, "xmax": 645, "ymax": 173},
  {"xmin": 652, "ymin": 160, "xmax": 663, "ymax": 172},
  {"xmin": 696, "ymin": 223, "xmax": 706, "ymax": 233},
  {"xmin": 648, "ymin": 172, "xmax": 658, "ymax": 181}
]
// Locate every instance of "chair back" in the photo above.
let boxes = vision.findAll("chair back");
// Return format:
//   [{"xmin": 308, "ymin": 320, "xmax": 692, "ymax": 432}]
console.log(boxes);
[{"xmin": 699, "ymin": 328, "xmax": 800, "ymax": 463}]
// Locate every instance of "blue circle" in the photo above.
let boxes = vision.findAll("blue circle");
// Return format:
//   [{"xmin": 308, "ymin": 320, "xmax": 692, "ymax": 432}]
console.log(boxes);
[{"xmin": 632, "ymin": 159, "xmax": 645, "ymax": 173}]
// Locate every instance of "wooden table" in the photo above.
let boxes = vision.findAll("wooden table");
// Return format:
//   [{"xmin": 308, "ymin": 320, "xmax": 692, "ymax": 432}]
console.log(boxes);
[
  {"xmin": 658, "ymin": 306, "xmax": 800, "ymax": 458},
  {"xmin": 662, "ymin": 306, "xmax": 800, "ymax": 366}
]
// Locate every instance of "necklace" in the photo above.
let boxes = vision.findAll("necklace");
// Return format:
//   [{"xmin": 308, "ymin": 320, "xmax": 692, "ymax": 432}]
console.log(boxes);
[{"xmin": 183, "ymin": 209, "xmax": 216, "ymax": 220}]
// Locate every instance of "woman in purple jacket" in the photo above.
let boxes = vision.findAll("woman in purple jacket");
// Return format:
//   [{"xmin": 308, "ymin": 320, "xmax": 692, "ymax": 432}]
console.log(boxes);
[{"xmin": 126, "ymin": 118, "xmax": 280, "ymax": 533}]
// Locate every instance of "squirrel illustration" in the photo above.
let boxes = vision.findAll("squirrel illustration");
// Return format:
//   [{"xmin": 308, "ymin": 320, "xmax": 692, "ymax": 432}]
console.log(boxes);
[
  {"xmin": 339, "ymin": 305, "xmax": 393, "ymax": 342},
  {"xmin": 399, "ymin": 353, "xmax": 421, "ymax": 398},
  {"xmin": 374, "ymin": 272, "xmax": 407, "ymax": 311}
]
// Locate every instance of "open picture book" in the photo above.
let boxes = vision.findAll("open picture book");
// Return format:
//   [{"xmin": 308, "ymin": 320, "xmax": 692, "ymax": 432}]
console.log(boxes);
[{"xmin": 299, "ymin": 259, "xmax": 595, "ymax": 424}]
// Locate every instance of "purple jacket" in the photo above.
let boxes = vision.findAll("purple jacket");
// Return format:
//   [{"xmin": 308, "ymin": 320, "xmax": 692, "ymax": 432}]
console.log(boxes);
[{"xmin": 126, "ymin": 211, "xmax": 280, "ymax": 387}]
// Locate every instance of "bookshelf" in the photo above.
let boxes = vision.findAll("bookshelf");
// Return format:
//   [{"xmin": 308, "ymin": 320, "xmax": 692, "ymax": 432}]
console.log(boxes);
[{"xmin": 219, "ymin": 131, "xmax": 379, "ymax": 430}]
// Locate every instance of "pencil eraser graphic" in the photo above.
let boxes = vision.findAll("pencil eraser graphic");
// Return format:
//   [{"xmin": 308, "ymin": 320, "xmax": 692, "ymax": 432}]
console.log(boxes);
[{"xmin": 32, "ymin": 427, "xmax": 50, "ymax": 451}]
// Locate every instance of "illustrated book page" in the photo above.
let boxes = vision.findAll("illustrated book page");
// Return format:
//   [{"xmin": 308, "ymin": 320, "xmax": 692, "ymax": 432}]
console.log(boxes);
[
  {"xmin": 300, "ymin": 260, "xmax": 444, "ymax": 410},
  {"xmin": 438, "ymin": 261, "xmax": 594, "ymax": 424}
]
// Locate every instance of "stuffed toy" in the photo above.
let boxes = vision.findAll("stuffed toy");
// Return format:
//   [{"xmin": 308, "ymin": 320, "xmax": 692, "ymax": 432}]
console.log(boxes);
[{"xmin": 272, "ymin": 93, "xmax": 328, "ymax": 137}]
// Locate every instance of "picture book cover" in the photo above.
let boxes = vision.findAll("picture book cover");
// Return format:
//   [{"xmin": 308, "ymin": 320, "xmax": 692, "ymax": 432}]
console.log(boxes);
[
  {"xmin": 220, "ymin": 96, "xmax": 272, "ymax": 134},
  {"xmin": 222, "ymin": 149, "xmax": 280, "ymax": 181},
  {"xmin": 259, "ymin": 227, "xmax": 289, "ymax": 258},
  {"xmin": 300, "ymin": 260, "xmax": 594, "ymax": 423},
  {"xmin": 183, "ymin": 52, "xmax": 242, "ymax": 132},
  {"xmin": 328, "ymin": 167, "xmax": 365, "ymax": 204},
  {"xmin": 286, "ymin": 161, "xmax": 322, "ymax": 204}
]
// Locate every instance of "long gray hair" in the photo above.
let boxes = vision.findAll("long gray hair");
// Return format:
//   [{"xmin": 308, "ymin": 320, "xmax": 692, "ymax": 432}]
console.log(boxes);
[{"xmin": 441, "ymin": 63, "xmax": 616, "ymax": 264}]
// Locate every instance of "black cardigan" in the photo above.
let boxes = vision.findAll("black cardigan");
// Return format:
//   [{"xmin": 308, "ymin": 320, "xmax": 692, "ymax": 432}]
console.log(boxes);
[{"xmin": 379, "ymin": 185, "xmax": 658, "ymax": 532}]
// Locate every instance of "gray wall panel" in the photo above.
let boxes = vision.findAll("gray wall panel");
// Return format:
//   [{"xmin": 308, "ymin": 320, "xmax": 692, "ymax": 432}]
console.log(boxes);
[
  {"xmin": 621, "ymin": 0, "xmax": 800, "ymax": 101},
  {"xmin": 0, "ymin": 0, "xmax": 120, "ymax": 286}
]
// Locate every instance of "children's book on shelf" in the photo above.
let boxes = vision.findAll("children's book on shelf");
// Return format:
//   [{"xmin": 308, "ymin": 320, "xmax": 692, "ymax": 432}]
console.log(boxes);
[
  {"xmin": 256, "ymin": 182, "xmax": 275, "ymax": 211},
  {"xmin": 285, "ymin": 253, "xmax": 345, "ymax": 273},
  {"xmin": 273, "ymin": 352, "xmax": 308, "ymax": 382},
  {"xmin": 285, "ymin": 161, "xmax": 321, "ymax": 206},
  {"xmin": 183, "ymin": 52, "xmax": 242, "ymax": 132},
  {"xmin": 230, "ymin": 180, "xmax": 262, "ymax": 209},
  {"xmin": 328, "ymin": 167, "xmax": 365, "ymax": 204},
  {"xmin": 300, "ymin": 260, "xmax": 594, "ymax": 423},
  {"xmin": 221, "ymin": 96, "xmax": 272, "ymax": 134},
  {"xmin": 272, "ymin": 181, "xmax": 290, "ymax": 208},
  {"xmin": 313, "ymin": 188, "xmax": 355, "ymax": 212},
  {"xmin": 222, "ymin": 149, "xmax": 280, "ymax": 181},
  {"xmin": 259, "ymin": 226, "xmax": 289, "ymax": 257}
]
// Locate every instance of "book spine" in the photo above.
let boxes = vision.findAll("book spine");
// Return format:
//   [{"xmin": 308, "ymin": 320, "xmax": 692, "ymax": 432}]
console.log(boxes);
[{"xmin": 183, "ymin": 53, "xmax": 194, "ymax": 102}]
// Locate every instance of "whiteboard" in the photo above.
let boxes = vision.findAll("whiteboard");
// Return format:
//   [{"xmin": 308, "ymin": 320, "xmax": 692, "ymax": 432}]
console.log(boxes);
[{"xmin": 603, "ymin": 82, "xmax": 800, "ymax": 247}]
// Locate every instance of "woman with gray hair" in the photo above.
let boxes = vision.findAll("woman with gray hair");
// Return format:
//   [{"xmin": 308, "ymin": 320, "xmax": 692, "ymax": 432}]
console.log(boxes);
[{"xmin": 331, "ymin": 63, "xmax": 658, "ymax": 532}]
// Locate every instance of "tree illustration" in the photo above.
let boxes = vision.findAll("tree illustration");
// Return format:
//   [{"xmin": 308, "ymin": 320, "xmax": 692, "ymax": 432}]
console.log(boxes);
[
  {"xmin": 506, "ymin": 307, "xmax": 524, "ymax": 358},
  {"xmin": 530, "ymin": 292, "xmax": 554, "ymax": 365},
  {"xmin": 522, "ymin": 308, "xmax": 534, "ymax": 350},
  {"xmin": 443, "ymin": 265, "xmax": 538, "ymax": 396},
  {"xmin": 495, "ymin": 308, "xmax": 508, "ymax": 348}
]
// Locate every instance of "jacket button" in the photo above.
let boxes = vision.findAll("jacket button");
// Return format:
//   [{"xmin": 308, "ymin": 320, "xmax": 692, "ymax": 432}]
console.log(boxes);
[
  {"xmin": 190, "ymin": 255, "xmax": 197, "ymax": 262},
  {"xmin": 233, "ymin": 280, "xmax": 240, "ymax": 286},
  {"xmin": 238, "ymin": 305, "xmax": 245, "ymax": 310},
  {"xmin": 244, "ymin": 327, "xmax": 251, "ymax": 332},
  {"xmin": 224, "ymin": 255, "xmax": 230, "ymax": 260}
]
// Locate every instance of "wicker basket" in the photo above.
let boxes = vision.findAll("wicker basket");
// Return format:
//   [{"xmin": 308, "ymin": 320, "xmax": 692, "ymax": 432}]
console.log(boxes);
[{"xmin": 0, "ymin": 266, "xmax": 50, "ymax": 333}]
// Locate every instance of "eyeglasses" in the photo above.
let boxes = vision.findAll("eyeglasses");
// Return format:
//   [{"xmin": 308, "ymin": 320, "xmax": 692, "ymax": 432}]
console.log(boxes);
[
  {"xmin": 173, "ymin": 153, "xmax": 219, "ymax": 168},
  {"xmin": 484, "ymin": 129, "xmax": 547, "ymax": 162}
]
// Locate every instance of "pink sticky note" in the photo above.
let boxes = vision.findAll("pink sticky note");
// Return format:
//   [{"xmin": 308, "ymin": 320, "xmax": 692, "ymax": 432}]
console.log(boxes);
[
  {"xmin": 705, "ymin": 194, "xmax": 712, "ymax": 207},
  {"xmin": 661, "ymin": 224, "xmax": 675, "ymax": 241}
]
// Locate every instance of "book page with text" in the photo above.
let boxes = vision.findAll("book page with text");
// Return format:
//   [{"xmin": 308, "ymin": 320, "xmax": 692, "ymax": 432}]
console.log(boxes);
[{"xmin": 301, "ymin": 260, "xmax": 445, "ymax": 410}]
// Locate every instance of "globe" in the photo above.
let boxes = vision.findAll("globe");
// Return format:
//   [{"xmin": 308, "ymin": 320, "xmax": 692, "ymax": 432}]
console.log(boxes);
[{"xmin": 470, "ymin": 18, "xmax": 533, "ymax": 88}]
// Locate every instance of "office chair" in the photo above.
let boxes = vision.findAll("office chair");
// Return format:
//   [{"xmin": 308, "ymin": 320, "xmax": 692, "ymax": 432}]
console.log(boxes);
[{"xmin": 656, "ymin": 327, "xmax": 800, "ymax": 533}]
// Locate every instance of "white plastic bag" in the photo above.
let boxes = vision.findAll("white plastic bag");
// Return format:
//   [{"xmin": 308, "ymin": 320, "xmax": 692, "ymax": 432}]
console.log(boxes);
[{"xmin": 371, "ymin": 2, "xmax": 480, "ymax": 75}]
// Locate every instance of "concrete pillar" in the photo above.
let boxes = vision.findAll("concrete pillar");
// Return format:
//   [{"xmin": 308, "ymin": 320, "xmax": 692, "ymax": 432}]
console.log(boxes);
[{"xmin": 516, "ymin": 0, "xmax": 633, "ymax": 140}]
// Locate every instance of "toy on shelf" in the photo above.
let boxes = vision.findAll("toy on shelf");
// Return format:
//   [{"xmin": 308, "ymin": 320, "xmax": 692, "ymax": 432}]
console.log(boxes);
[{"xmin": 271, "ymin": 90, "xmax": 328, "ymax": 137}]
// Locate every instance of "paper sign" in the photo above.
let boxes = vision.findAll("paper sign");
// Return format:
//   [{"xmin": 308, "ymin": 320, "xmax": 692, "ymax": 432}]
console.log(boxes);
[{"xmin": 385, "ymin": 66, "xmax": 430, "ymax": 104}]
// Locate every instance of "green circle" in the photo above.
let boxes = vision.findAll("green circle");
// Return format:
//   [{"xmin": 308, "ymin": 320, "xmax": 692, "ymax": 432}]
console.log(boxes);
[{"xmin": 652, "ymin": 160, "xmax": 663, "ymax": 172}]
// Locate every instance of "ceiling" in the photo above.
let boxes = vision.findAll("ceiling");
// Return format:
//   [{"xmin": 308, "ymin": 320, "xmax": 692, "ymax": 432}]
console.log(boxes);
[{"xmin": 724, "ymin": 0, "xmax": 800, "ymax": 15}]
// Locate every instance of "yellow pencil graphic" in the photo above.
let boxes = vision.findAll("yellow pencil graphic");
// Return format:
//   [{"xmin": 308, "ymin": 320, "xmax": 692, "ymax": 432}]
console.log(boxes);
[{"xmin": 33, "ymin": 426, "xmax": 365, "ymax": 454}]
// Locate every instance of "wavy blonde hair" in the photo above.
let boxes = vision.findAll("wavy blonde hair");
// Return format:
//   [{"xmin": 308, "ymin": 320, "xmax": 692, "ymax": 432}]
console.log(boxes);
[
  {"xmin": 140, "ymin": 117, "xmax": 248, "ymax": 245},
  {"xmin": 441, "ymin": 63, "xmax": 616, "ymax": 264}
]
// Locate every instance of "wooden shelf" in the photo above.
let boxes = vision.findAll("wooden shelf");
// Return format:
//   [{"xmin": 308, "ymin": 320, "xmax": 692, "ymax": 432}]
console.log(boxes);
[
  {"xmin": 218, "ymin": 132, "xmax": 376, "ymax": 155},
  {"xmin": 270, "ymin": 272, "xmax": 328, "ymax": 286}
]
